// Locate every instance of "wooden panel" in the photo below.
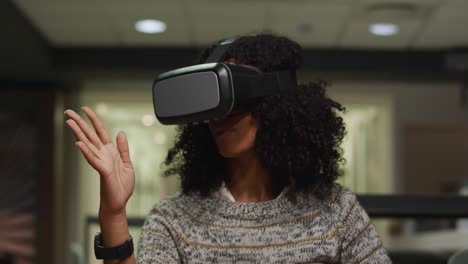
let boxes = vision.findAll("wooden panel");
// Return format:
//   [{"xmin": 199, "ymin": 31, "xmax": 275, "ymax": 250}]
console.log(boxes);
[{"xmin": 404, "ymin": 123, "xmax": 468, "ymax": 193}]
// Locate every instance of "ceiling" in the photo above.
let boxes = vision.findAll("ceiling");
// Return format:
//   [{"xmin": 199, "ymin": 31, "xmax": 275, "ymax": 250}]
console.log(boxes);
[{"xmin": 12, "ymin": 0, "xmax": 468, "ymax": 49}]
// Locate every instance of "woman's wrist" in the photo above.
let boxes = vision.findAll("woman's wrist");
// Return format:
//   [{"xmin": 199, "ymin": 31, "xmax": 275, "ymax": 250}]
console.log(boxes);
[
  {"xmin": 98, "ymin": 208, "xmax": 131, "ymax": 247},
  {"xmin": 99, "ymin": 206, "xmax": 127, "ymax": 221}
]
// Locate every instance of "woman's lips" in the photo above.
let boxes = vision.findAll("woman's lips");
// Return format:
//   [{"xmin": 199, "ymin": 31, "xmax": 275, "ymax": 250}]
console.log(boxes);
[
  {"xmin": 210, "ymin": 121, "xmax": 236, "ymax": 137},
  {"xmin": 212, "ymin": 126, "xmax": 234, "ymax": 137}
]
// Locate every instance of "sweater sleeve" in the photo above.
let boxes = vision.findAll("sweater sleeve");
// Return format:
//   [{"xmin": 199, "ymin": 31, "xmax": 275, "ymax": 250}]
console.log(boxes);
[
  {"xmin": 137, "ymin": 205, "xmax": 181, "ymax": 264},
  {"xmin": 339, "ymin": 191, "xmax": 392, "ymax": 264}
]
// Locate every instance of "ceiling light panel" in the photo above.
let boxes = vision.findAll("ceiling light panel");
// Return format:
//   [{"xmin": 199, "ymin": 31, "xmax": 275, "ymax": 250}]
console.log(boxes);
[
  {"xmin": 341, "ymin": 20, "xmax": 421, "ymax": 49},
  {"xmin": 369, "ymin": 23, "xmax": 399, "ymax": 36},
  {"xmin": 106, "ymin": 0, "xmax": 190, "ymax": 46},
  {"xmin": 135, "ymin": 19, "xmax": 167, "ymax": 34}
]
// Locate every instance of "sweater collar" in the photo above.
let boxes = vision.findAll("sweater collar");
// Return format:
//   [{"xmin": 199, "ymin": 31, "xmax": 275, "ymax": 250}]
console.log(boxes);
[{"xmin": 179, "ymin": 187, "xmax": 314, "ymax": 220}]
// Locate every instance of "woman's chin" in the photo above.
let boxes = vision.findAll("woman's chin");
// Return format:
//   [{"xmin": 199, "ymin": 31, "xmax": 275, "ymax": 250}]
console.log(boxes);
[
  {"xmin": 218, "ymin": 148, "xmax": 241, "ymax": 158},
  {"xmin": 217, "ymin": 145, "xmax": 254, "ymax": 159}
]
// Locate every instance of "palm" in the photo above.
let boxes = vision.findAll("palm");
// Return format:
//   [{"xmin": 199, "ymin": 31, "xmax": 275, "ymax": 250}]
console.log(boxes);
[
  {"xmin": 99, "ymin": 144, "xmax": 135, "ymax": 211},
  {"xmin": 65, "ymin": 107, "xmax": 136, "ymax": 214}
]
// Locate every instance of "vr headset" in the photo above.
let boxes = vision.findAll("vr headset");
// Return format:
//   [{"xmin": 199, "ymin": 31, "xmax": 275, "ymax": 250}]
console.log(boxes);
[{"xmin": 152, "ymin": 39, "xmax": 298, "ymax": 125}]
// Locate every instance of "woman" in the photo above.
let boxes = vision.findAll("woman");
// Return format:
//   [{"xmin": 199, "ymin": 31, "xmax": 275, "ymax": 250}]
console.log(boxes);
[{"xmin": 65, "ymin": 34, "xmax": 391, "ymax": 263}]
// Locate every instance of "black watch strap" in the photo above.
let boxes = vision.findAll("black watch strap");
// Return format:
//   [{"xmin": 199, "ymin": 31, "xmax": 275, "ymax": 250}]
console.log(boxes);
[{"xmin": 94, "ymin": 232, "xmax": 134, "ymax": 260}]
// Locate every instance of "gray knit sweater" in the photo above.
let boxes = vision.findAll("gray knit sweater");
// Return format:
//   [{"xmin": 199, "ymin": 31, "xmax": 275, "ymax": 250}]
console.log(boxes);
[{"xmin": 137, "ymin": 184, "xmax": 392, "ymax": 263}]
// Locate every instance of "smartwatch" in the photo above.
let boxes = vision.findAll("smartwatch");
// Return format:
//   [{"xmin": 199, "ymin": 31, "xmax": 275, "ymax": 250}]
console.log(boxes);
[{"xmin": 94, "ymin": 232, "xmax": 134, "ymax": 260}]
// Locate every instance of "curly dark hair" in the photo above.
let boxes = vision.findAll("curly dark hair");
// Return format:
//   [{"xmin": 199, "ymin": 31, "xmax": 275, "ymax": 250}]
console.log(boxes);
[{"xmin": 164, "ymin": 34, "xmax": 346, "ymax": 199}]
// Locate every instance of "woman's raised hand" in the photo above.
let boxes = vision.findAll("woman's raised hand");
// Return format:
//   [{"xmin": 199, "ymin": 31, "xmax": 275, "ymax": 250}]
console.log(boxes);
[{"xmin": 64, "ymin": 106, "xmax": 135, "ymax": 216}]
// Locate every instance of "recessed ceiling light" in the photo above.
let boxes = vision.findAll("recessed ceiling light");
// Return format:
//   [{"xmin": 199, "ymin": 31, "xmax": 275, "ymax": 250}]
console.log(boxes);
[
  {"xmin": 135, "ymin": 19, "xmax": 167, "ymax": 34},
  {"xmin": 369, "ymin": 23, "xmax": 399, "ymax": 36}
]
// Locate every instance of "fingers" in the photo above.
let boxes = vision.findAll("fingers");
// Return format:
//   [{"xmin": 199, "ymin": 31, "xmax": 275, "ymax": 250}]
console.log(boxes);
[
  {"xmin": 75, "ymin": 141, "xmax": 104, "ymax": 173},
  {"xmin": 82, "ymin": 106, "xmax": 112, "ymax": 145},
  {"xmin": 64, "ymin": 109, "xmax": 104, "ymax": 148},
  {"xmin": 116, "ymin": 132, "xmax": 132, "ymax": 167},
  {"xmin": 65, "ymin": 119, "xmax": 101, "ymax": 158}
]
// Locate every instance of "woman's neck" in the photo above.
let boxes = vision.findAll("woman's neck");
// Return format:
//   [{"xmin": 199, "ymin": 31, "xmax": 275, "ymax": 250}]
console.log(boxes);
[{"xmin": 226, "ymin": 150, "xmax": 279, "ymax": 203}]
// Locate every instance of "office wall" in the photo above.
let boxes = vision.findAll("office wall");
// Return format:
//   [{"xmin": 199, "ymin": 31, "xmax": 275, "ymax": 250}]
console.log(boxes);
[{"xmin": 327, "ymin": 79, "xmax": 464, "ymax": 193}]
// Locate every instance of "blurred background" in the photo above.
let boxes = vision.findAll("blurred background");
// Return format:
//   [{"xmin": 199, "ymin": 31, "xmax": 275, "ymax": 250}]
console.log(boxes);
[{"xmin": 1, "ymin": 0, "xmax": 468, "ymax": 263}]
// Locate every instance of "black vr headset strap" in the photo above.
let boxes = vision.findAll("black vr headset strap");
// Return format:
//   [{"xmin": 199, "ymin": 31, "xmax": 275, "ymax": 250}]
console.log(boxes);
[
  {"xmin": 205, "ymin": 38, "xmax": 237, "ymax": 63},
  {"xmin": 247, "ymin": 71, "xmax": 297, "ymax": 98}
]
